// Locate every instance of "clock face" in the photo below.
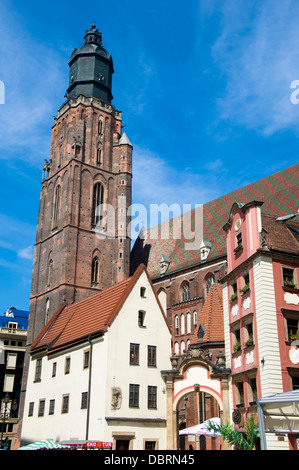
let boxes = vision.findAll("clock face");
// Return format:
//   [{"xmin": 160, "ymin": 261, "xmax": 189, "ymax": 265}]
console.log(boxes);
[{"xmin": 235, "ymin": 219, "xmax": 241, "ymax": 231}]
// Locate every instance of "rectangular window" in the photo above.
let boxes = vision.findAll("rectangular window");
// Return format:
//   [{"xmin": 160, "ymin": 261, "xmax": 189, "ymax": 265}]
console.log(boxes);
[
  {"xmin": 145, "ymin": 441, "xmax": 156, "ymax": 450},
  {"xmin": 148, "ymin": 386, "xmax": 157, "ymax": 409},
  {"xmin": 49, "ymin": 399, "xmax": 55, "ymax": 415},
  {"xmin": 81, "ymin": 392, "xmax": 88, "ymax": 409},
  {"xmin": 148, "ymin": 345, "xmax": 157, "ymax": 367},
  {"xmin": 138, "ymin": 310, "xmax": 145, "ymax": 327},
  {"xmin": 83, "ymin": 350, "xmax": 90, "ymax": 369},
  {"xmin": 130, "ymin": 343, "xmax": 139, "ymax": 365},
  {"xmin": 34, "ymin": 358, "xmax": 42, "ymax": 382},
  {"xmin": 52, "ymin": 362, "xmax": 57, "ymax": 377},
  {"xmin": 28, "ymin": 402, "xmax": 34, "ymax": 417},
  {"xmin": 61, "ymin": 395, "xmax": 69, "ymax": 414},
  {"xmin": 283, "ymin": 310, "xmax": 299, "ymax": 342},
  {"xmin": 282, "ymin": 267, "xmax": 297, "ymax": 288},
  {"xmin": 6, "ymin": 353, "xmax": 17, "ymax": 370},
  {"xmin": 232, "ymin": 323, "xmax": 241, "ymax": 353},
  {"xmin": 248, "ymin": 376, "xmax": 257, "ymax": 405},
  {"xmin": 235, "ymin": 380, "xmax": 244, "ymax": 407},
  {"xmin": 129, "ymin": 384, "xmax": 139, "ymax": 408},
  {"xmin": 65, "ymin": 357, "xmax": 71, "ymax": 374},
  {"xmin": 38, "ymin": 399, "xmax": 45, "ymax": 417}
]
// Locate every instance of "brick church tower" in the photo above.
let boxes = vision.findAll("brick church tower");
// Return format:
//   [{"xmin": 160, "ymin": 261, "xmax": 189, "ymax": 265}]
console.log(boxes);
[{"xmin": 27, "ymin": 25, "xmax": 133, "ymax": 344}]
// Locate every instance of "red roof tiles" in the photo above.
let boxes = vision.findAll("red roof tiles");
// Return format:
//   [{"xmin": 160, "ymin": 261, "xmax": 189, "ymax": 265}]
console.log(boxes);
[
  {"xmin": 191, "ymin": 284, "xmax": 224, "ymax": 345},
  {"xmin": 31, "ymin": 265, "xmax": 144, "ymax": 354}
]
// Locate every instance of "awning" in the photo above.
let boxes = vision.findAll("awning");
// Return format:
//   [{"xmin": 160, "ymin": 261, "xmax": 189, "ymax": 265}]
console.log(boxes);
[
  {"xmin": 179, "ymin": 417, "xmax": 221, "ymax": 436},
  {"xmin": 18, "ymin": 440, "xmax": 70, "ymax": 450},
  {"xmin": 257, "ymin": 389, "xmax": 299, "ymax": 450}
]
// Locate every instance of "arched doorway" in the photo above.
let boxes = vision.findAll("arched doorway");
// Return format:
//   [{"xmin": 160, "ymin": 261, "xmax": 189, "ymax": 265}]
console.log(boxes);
[{"xmin": 162, "ymin": 350, "xmax": 231, "ymax": 450}]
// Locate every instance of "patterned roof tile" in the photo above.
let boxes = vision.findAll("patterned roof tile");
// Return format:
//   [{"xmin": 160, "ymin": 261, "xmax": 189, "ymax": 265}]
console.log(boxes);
[{"xmin": 131, "ymin": 163, "xmax": 299, "ymax": 278}]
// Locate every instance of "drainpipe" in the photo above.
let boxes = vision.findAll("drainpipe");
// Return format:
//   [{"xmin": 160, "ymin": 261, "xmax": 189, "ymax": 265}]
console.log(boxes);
[{"xmin": 85, "ymin": 335, "xmax": 93, "ymax": 441}]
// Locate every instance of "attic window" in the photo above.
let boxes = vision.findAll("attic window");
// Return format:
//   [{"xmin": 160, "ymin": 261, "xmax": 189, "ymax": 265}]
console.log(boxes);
[
  {"xmin": 138, "ymin": 310, "xmax": 146, "ymax": 327},
  {"xmin": 140, "ymin": 287, "xmax": 146, "ymax": 298}
]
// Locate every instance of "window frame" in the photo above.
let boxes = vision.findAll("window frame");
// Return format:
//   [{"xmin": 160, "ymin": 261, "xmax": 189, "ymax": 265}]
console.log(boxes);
[
  {"xmin": 148, "ymin": 345, "xmax": 157, "ymax": 367},
  {"xmin": 129, "ymin": 384, "xmax": 139, "ymax": 408},
  {"xmin": 130, "ymin": 343, "xmax": 140, "ymax": 365}
]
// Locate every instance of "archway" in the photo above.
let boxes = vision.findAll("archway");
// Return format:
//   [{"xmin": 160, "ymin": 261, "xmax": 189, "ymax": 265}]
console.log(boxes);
[{"xmin": 162, "ymin": 350, "xmax": 230, "ymax": 450}]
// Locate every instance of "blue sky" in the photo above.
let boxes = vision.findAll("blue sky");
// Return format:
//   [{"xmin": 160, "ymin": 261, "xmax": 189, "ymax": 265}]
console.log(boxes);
[{"xmin": 0, "ymin": 0, "xmax": 299, "ymax": 313}]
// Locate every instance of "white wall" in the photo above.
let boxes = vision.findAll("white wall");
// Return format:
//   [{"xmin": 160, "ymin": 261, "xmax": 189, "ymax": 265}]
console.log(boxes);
[
  {"xmin": 21, "ymin": 337, "xmax": 106, "ymax": 444},
  {"xmin": 104, "ymin": 271, "xmax": 172, "ymax": 449},
  {"xmin": 21, "ymin": 270, "xmax": 172, "ymax": 449}
]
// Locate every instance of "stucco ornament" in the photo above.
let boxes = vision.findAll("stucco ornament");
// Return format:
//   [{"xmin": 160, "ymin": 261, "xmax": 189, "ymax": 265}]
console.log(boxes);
[
  {"xmin": 289, "ymin": 340, "xmax": 299, "ymax": 365},
  {"xmin": 284, "ymin": 292, "xmax": 299, "ymax": 305},
  {"xmin": 242, "ymin": 296, "xmax": 251, "ymax": 310},
  {"xmin": 111, "ymin": 387, "xmax": 122, "ymax": 409}
]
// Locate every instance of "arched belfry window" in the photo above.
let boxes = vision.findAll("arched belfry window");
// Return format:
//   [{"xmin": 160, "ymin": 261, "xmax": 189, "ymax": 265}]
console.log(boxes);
[
  {"xmin": 181, "ymin": 282, "xmax": 190, "ymax": 302},
  {"xmin": 92, "ymin": 183, "xmax": 104, "ymax": 227},
  {"xmin": 52, "ymin": 185, "xmax": 61, "ymax": 229},
  {"xmin": 91, "ymin": 257, "xmax": 99, "ymax": 288}
]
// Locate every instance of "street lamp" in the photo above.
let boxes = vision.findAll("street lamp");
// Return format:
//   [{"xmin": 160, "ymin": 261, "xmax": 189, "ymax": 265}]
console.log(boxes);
[{"xmin": 1, "ymin": 393, "xmax": 10, "ymax": 449}]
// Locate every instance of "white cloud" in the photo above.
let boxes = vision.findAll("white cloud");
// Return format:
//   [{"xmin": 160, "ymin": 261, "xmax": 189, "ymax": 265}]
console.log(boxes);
[
  {"xmin": 132, "ymin": 144, "xmax": 216, "ymax": 210},
  {"xmin": 0, "ymin": 6, "xmax": 67, "ymax": 165},
  {"xmin": 18, "ymin": 246, "xmax": 34, "ymax": 260},
  {"xmin": 206, "ymin": 0, "xmax": 299, "ymax": 135}
]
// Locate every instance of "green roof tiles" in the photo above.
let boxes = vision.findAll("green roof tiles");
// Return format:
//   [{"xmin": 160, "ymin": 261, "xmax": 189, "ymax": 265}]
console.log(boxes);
[{"xmin": 130, "ymin": 163, "xmax": 299, "ymax": 278}]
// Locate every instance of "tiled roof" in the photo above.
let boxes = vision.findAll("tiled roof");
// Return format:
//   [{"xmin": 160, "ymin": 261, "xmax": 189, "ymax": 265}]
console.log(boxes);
[
  {"xmin": 261, "ymin": 213, "xmax": 299, "ymax": 255},
  {"xmin": 131, "ymin": 163, "xmax": 299, "ymax": 278},
  {"xmin": 191, "ymin": 284, "xmax": 224, "ymax": 345},
  {"xmin": 31, "ymin": 264, "xmax": 148, "ymax": 354}
]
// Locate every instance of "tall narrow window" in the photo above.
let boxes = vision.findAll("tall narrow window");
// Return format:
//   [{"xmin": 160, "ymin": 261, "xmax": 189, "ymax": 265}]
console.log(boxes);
[
  {"xmin": 92, "ymin": 183, "xmax": 104, "ymax": 227},
  {"xmin": 148, "ymin": 386, "xmax": 157, "ymax": 409},
  {"xmin": 34, "ymin": 359, "xmax": 42, "ymax": 382},
  {"xmin": 96, "ymin": 147, "xmax": 102, "ymax": 166},
  {"xmin": 182, "ymin": 282, "xmax": 190, "ymax": 302},
  {"xmin": 91, "ymin": 257, "xmax": 99, "ymax": 288},
  {"xmin": 47, "ymin": 261, "xmax": 53, "ymax": 287},
  {"xmin": 129, "ymin": 384, "xmax": 139, "ymax": 408},
  {"xmin": 130, "ymin": 343, "xmax": 140, "ymax": 365},
  {"xmin": 148, "ymin": 345, "xmax": 157, "ymax": 367},
  {"xmin": 52, "ymin": 185, "xmax": 61, "ymax": 229},
  {"xmin": 61, "ymin": 395, "xmax": 69, "ymax": 414}
]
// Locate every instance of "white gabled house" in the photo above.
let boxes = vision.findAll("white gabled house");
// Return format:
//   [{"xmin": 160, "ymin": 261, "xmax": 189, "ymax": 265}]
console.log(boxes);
[{"xmin": 21, "ymin": 265, "xmax": 172, "ymax": 450}]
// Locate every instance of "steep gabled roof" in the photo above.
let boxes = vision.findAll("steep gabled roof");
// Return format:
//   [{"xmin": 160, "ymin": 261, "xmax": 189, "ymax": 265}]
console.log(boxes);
[
  {"xmin": 31, "ymin": 264, "xmax": 167, "ymax": 355},
  {"xmin": 131, "ymin": 163, "xmax": 299, "ymax": 278},
  {"xmin": 261, "ymin": 213, "xmax": 299, "ymax": 255},
  {"xmin": 191, "ymin": 284, "xmax": 224, "ymax": 345}
]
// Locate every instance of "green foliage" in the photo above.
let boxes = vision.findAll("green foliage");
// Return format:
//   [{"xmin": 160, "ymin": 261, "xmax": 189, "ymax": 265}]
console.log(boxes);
[{"xmin": 206, "ymin": 414, "xmax": 258, "ymax": 450}]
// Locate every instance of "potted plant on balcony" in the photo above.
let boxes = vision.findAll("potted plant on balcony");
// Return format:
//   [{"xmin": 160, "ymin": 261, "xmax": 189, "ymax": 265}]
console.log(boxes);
[
  {"xmin": 233, "ymin": 341, "xmax": 241, "ymax": 353},
  {"xmin": 240, "ymin": 284, "xmax": 250, "ymax": 295}
]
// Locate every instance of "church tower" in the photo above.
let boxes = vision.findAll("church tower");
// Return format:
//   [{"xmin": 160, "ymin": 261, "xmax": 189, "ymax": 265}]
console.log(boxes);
[{"xmin": 28, "ymin": 25, "xmax": 133, "ymax": 344}]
